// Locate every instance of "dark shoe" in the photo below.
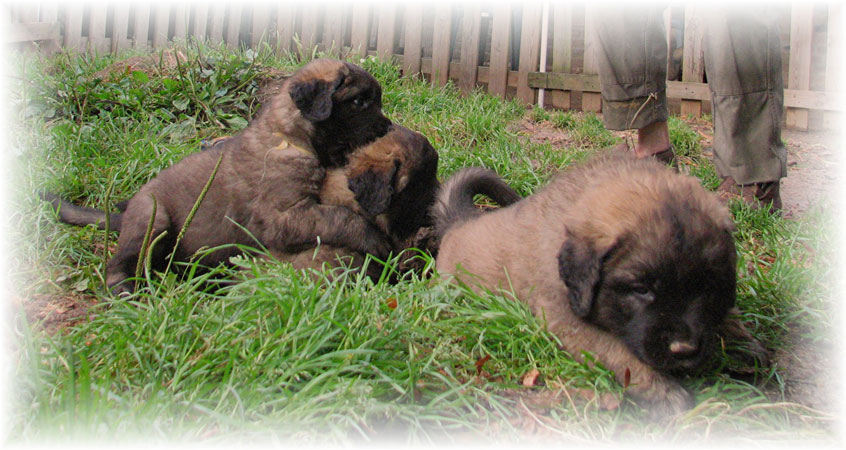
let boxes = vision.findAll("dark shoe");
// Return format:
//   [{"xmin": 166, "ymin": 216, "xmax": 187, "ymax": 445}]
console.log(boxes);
[
  {"xmin": 717, "ymin": 176, "xmax": 782, "ymax": 213},
  {"xmin": 650, "ymin": 146, "xmax": 676, "ymax": 167}
]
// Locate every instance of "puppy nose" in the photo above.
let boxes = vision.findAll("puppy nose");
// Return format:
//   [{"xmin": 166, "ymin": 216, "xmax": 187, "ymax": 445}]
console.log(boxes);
[{"xmin": 669, "ymin": 340, "xmax": 698, "ymax": 355}]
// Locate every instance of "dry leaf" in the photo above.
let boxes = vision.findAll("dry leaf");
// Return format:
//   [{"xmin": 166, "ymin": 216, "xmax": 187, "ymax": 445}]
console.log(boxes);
[
  {"xmin": 522, "ymin": 369, "xmax": 540, "ymax": 387},
  {"xmin": 385, "ymin": 297, "xmax": 398, "ymax": 309},
  {"xmin": 624, "ymin": 367, "xmax": 631, "ymax": 388},
  {"xmin": 475, "ymin": 355, "xmax": 491, "ymax": 375}
]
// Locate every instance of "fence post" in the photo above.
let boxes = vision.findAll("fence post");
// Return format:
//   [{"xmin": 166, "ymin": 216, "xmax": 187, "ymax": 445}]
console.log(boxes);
[
  {"xmin": 276, "ymin": 3, "xmax": 295, "ymax": 54},
  {"xmin": 787, "ymin": 3, "xmax": 813, "ymax": 130},
  {"xmin": 351, "ymin": 4, "xmax": 372, "ymax": 56},
  {"xmin": 432, "ymin": 4, "xmax": 453, "ymax": 86},
  {"xmin": 582, "ymin": 5, "xmax": 601, "ymax": 111},
  {"xmin": 111, "ymin": 4, "xmax": 129, "ymax": 54},
  {"xmin": 824, "ymin": 2, "xmax": 843, "ymax": 129},
  {"xmin": 488, "ymin": 3, "xmax": 512, "ymax": 98},
  {"xmin": 550, "ymin": 3, "xmax": 573, "ymax": 109},
  {"xmin": 459, "ymin": 2, "xmax": 482, "ymax": 93},
  {"xmin": 516, "ymin": 2, "xmax": 542, "ymax": 104},
  {"xmin": 152, "ymin": 4, "xmax": 170, "ymax": 49},
  {"xmin": 63, "ymin": 4, "xmax": 83, "ymax": 51},
  {"xmin": 402, "ymin": 3, "xmax": 424, "ymax": 75},
  {"xmin": 225, "ymin": 4, "xmax": 243, "ymax": 50},
  {"xmin": 300, "ymin": 5, "xmax": 319, "ymax": 52},
  {"xmin": 376, "ymin": 4, "xmax": 398, "ymax": 61},
  {"xmin": 192, "ymin": 5, "xmax": 209, "ymax": 42},
  {"xmin": 681, "ymin": 5, "xmax": 705, "ymax": 117}
]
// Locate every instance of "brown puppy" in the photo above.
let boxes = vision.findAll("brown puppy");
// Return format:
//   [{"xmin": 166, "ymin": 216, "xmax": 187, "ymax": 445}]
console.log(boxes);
[
  {"xmin": 46, "ymin": 59, "xmax": 393, "ymax": 294},
  {"xmin": 44, "ymin": 124, "xmax": 440, "ymax": 283},
  {"xmin": 274, "ymin": 124, "xmax": 440, "ymax": 277},
  {"xmin": 433, "ymin": 150, "xmax": 759, "ymax": 417}
]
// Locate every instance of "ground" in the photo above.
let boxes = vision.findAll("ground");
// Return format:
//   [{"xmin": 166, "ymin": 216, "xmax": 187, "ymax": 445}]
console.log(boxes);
[{"xmin": 20, "ymin": 113, "xmax": 844, "ymax": 426}]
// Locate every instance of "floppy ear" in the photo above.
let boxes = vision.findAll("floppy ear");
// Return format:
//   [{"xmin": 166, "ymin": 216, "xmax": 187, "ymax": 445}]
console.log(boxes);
[
  {"xmin": 289, "ymin": 78, "xmax": 339, "ymax": 122},
  {"xmin": 557, "ymin": 231, "xmax": 605, "ymax": 318},
  {"xmin": 347, "ymin": 160, "xmax": 399, "ymax": 217}
]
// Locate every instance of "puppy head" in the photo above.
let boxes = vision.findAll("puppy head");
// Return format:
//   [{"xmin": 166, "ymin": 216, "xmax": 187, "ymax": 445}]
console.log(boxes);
[
  {"xmin": 344, "ymin": 124, "xmax": 440, "ymax": 241},
  {"xmin": 558, "ymin": 163, "xmax": 737, "ymax": 372},
  {"xmin": 287, "ymin": 59, "xmax": 392, "ymax": 167}
]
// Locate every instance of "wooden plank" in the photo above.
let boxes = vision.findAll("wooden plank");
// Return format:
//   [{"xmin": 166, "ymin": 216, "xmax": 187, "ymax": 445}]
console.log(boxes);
[
  {"xmin": 783, "ymin": 89, "xmax": 844, "ymax": 112},
  {"xmin": 132, "ymin": 4, "xmax": 151, "ymax": 49},
  {"xmin": 300, "ymin": 5, "xmax": 319, "ymax": 51},
  {"xmin": 376, "ymin": 3, "xmax": 398, "ymax": 61},
  {"xmin": 581, "ymin": 4, "xmax": 601, "ymax": 111},
  {"xmin": 401, "ymin": 3, "xmax": 423, "ymax": 75},
  {"xmin": 350, "ymin": 4, "xmax": 371, "ymax": 55},
  {"xmin": 111, "ymin": 3, "xmax": 130, "ymax": 53},
  {"xmin": 458, "ymin": 2, "xmax": 482, "ymax": 93},
  {"xmin": 824, "ymin": 2, "xmax": 842, "ymax": 128},
  {"xmin": 516, "ymin": 2, "xmax": 543, "ymax": 103},
  {"xmin": 39, "ymin": 1, "xmax": 60, "ymax": 53},
  {"xmin": 681, "ymin": 5, "xmax": 704, "ymax": 117},
  {"xmin": 172, "ymin": 4, "xmax": 187, "ymax": 42},
  {"xmin": 276, "ymin": 3, "xmax": 295, "ymax": 54},
  {"xmin": 88, "ymin": 4, "xmax": 108, "ymax": 54},
  {"xmin": 192, "ymin": 4, "xmax": 209, "ymax": 41},
  {"xmin": 4, "ymin": 22, "xmax": 60, "ymax": 43},
  {"xmin": 550, "ymin": 3, "xmax": 573, "ymax": 109},
  {"xmin": 787, "ymin": 3, "xmax": 813, "ymax": 130},
  {"xmin": 530, "ymin": 73, "xmax": 844, "ymax": 112},
  {"xmin": 225, "ymin": 3, "xmax": 243, "ymax": 49},
  {"xmin": 431, "ymin": 4, "xmax": 453, "ymax": 86},
  {"xmin": 251, "ymin": 4, "xmax": 271, "ymax": 47},
  {"xmin": 488, "ymin": 2, "xmax": 511, "ymax": 98},
  {"xmin": 63, "ymin": 3, "xmax": 83, "ymax": 51},
  {"xmin": 323, "ymin": 6, "xmax": 346, "ymax": 53},
  {"xmin": 151, "ymin": 4, "xmax": 170, "ymax": 49},
  {"xmin": 209, "ymin": 3, "xmax": 225, "ymax": 44}
]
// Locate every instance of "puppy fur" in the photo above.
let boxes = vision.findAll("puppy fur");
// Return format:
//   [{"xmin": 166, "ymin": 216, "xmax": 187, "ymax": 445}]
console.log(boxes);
[
  {"xmin": 47, "ymin": 58, "xmax": 394, "ymax": 294},
  {"xmin": 434, "ymin": 150, "xmax": 756, "ymax": 416},
  {"xmin": 274, "ymin": 124, "xmax": 440, "ymax": 277}
]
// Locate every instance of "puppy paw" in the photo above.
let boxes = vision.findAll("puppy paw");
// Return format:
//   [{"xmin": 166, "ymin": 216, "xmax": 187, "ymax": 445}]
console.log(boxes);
[
  {"xmin": 628, "ymin": 373, "xmax": 694, "ymax": 419},
  {"xmin": 718, "ymin": 311, "xmax": 771, "ymax": 371}
]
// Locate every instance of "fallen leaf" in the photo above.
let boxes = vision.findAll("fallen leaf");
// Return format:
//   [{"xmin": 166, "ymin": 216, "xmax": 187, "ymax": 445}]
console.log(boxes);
[
  {"xmin": 522, "ymin": 369, "xmax": 540, "ymax": 387},
  {"xmin": 385, "ymin": 297, "xmax": 398, "ymax": 309},
  {"xmin": 475, "ymin": 354, "xmax": 491, "ymax": 375},
  {"xmin": 624, "ymin": 368, "xmax": 631, "ymax": 388}
]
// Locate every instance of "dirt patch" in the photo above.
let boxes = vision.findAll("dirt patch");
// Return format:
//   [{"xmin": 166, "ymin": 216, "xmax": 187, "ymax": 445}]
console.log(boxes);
[
  {"xmin": 14, "ymin": 292, "xmax": 98, "ymax": 335},
  {"xmin": 93, "ymin": 49, "xmax": 189, "ymax": 80}
]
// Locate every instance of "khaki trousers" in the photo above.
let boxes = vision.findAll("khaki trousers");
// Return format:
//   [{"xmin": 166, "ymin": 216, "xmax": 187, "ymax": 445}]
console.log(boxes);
[{"xmin": 592, "ymin": 4, "xmax": 787, "ymax": 184}]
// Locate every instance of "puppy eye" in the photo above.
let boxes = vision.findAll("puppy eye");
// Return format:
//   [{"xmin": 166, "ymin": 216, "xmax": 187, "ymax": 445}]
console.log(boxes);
[
  {"xmin": 352, "ymin": 97, "xmax": 369, "ymax": 109},
  {"xmin": 629, "ymin": 284, "xmax": 654, "ymax": 303}
]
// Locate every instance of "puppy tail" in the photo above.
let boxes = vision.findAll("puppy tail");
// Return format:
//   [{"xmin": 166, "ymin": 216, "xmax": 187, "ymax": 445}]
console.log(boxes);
[
  {"xmin": 39, "ymin": 191, "xmax": 123, "ymax": 231},
  {"xmin": 431, "ymin": 167, "xmax": 521, "ymax": 236}
]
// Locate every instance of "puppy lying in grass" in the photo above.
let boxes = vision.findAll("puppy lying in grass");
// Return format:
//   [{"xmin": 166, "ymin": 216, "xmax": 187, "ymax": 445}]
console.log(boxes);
[{"xmin": 433, "ymin": 149, "xmax": 768, "ymax": 417}]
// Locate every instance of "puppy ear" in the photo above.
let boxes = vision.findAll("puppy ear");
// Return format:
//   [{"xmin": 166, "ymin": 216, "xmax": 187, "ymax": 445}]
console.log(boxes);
[
  {"xmin": 347, "ymin": 161, "xmax": 399, "ymax": 217},
  {"xmin": 289, "ymin": 78, "xmax": 340, "ymax": 122},
  {"xmin": 557, "ymin": 231, "xmax": 605, "ymax": 318}
]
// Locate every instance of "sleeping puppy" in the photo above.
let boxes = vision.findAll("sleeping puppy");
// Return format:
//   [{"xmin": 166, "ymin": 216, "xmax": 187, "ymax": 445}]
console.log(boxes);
[
  {"xmin": 433, "ymin": 149, "xmax": 767, "ymax": 417},
  {"xmin": 43, "ymin": 58, "xmax": 394, "ymax": 294}
]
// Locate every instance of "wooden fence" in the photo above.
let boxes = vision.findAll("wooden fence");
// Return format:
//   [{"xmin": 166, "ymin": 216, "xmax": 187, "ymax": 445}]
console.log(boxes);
[{"xmin": 4, "ymin": 2, "xmax": 843, "ymax": 130}]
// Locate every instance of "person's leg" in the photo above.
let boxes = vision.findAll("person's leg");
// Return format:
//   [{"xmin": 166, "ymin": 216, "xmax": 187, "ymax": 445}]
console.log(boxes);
[
  {"xmin": 592, "ymin": 4, "xmax": 672, "ymax": 159},
  {"xmin": 703, "ymin": 5, "xmax": 786, "ymax": 210}
]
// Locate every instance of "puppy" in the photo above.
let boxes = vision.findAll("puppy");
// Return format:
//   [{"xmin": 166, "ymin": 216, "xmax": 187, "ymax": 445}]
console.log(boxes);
[
  {"xmin": 272, "ymin": 124, "xmax": 441, "ymax": 277},
  {"xmin": 433, "ymin": 150, "xmax": 761, "ymax": 417},
  {"xmin": 45, "ymin": 58, "xmax": 393, "ymax": 294},
  {"xmin": 44, "ymin": 124, "xmax": 441, "ymax": 282}
]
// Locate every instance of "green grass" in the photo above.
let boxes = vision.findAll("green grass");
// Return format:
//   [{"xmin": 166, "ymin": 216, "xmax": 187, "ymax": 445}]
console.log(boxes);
[{"xmin": 7, "ymin": 44, "xmax": 840, "ymax": 445}]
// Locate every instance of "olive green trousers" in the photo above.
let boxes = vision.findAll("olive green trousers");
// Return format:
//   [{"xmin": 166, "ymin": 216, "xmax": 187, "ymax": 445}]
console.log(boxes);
[{"xmin": 592, "ymin": 5, "xmax": 787, "ymax": 184}]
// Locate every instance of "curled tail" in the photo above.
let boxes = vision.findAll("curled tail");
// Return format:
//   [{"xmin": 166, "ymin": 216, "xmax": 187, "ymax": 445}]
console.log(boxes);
[
  {"xmin": 39, "ymin": 191, "xmax": 124, "ymax": 231},
  {"xmin": 431, "ymin": 167, "xmax": 521, "ymax": 237}
]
